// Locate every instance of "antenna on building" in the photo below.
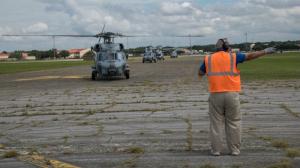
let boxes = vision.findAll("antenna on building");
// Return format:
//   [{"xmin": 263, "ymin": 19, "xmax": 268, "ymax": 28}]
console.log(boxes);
[{"xmin": 244, "ymin": 32, "xmax": 248, "ymax": 51}]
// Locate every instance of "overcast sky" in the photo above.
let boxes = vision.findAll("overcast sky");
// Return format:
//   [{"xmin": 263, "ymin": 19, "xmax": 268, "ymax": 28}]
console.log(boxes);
[{"xmin": 0, "ymin": 0, "xmax": 299, "ymax": 51}]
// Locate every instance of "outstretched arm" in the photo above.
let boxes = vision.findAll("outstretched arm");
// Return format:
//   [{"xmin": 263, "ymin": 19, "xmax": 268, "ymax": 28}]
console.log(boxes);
[
  {"xmin": 245, "ymin": 47, "xmax": 276, "ymax": 61},
  {"xmin": 245, "ymin": 50, "xmax": 265, "ymax": 61},
  {"xmin": 198, "ymin": 61, "xmax": 206, "ymax": 79}
]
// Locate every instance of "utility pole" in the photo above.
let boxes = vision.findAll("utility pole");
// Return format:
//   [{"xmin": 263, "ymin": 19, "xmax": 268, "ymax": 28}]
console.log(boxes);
[
  {"xmin": 189, "ymin": 34, "xmax": 192, "ymax": 55},
  {"xmin": 245, "ymin": 32, "xmax": 248, "ymax": 51},
  {"xmin": 52, "ymin": 36, "xmax": 56, "ymax": 59}
]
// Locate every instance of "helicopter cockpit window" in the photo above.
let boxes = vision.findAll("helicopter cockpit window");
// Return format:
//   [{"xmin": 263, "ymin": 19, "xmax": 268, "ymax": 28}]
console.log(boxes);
[
  {"xmin": 98, "ymin": 52, "xmax": 123, "ymax": 61},
  {"xmin": 104, "ymin": 53, "xmax": 115, "ymax": 60}
]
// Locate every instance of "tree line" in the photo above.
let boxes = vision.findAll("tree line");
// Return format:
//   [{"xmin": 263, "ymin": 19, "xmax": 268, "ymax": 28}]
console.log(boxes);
[
  {"xmin": 8, "ymin": 50, "xmax": 70, "ymax": 60},
  {"xmin": 6, "ymin": 40, "xmax": 300, "ymax": 60},
  {"xmin": 125, "ymin": 40, "xmax": 300, "ymax": 56},
  {"xmin": 192, "ymin": 40, "xmax": 300, "ymax": 52}
]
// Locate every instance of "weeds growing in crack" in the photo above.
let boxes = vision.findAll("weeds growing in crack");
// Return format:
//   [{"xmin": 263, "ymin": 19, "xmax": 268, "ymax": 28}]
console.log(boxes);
[
  {"xmin": 3, "ymin": 150, "xmax": 18, "ymax": 158},
  {"xmin": 280, "ymin": 104, "xmax": 299, "ymax": 118},
  {"xmin": 62, "ymin": 135, "xmax": 69, "ymax": 144},
  {"xmin": 125, "ymin": 146, "xmax": 145, "ymax": 154},
  {"xmin": 199, "ymin": 163, "xmax": 217, "ymax": 168},
  {"xmin": 87, "ymin": 109, "xmax": 96, "ymax": 115},
  {"xmin": 52, "ymin": 117, "xmax": 58, "ymax": 121},
  {"xmin": 271, "ymin": 139, "xmax": 289, "ymax": 149},
  {"xmin": 286, "ymin": 148, "xmax": 300, "ymax": 158},
  {"xmin": 259, "ymin": 136, "xmax": 297, "ymax": 159},
  {"xmin": 122, "ymin": 155, "xmax": 141, "ymax": 168},
  {"xmin": 265, "ymin": 159, "xmax": 292, "ymax": 168},
  {"xmin": 182, "ymin": 116, "xmax": 193, "ymax": 151},
  {"xmin": 77, "ymin": 121, "xmax": 89, "ymax": 126},
  {"xmin": 259, "ymin": 136, "xmax": 273, "ymax": 141}
]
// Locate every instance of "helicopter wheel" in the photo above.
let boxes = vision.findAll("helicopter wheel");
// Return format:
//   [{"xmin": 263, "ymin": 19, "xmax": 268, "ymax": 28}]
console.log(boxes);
[
  {"xmin": 91, "ymin": 71, "xmax": 97, "ymax": 80},
  {"xmin": 125, "ymin": 71, "xmax": 130, "ymax": 79}
]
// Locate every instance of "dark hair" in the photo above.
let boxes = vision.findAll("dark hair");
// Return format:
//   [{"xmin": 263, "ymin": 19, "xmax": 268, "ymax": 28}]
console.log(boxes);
[{"xmin": 219, "ymin": 39, "xmax": 229, "ymax": 51}]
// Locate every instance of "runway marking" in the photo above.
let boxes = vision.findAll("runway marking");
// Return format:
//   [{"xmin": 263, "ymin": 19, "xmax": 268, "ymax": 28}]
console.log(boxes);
[
  {"xmin": 14, "ymin": 75, "xmax": 83, "ymax": 81},
  {"xmin": 1, "ymin": 144, "xmax": 80, "ymax": 168},
  {"xmin": 18, "ymin": 154, "xmax": 81, "ymax": 168}
]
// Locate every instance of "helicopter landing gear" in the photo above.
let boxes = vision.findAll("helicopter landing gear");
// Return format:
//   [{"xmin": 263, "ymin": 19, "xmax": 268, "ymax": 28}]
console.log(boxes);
[
  {"xmin": 91, "ymin": 71, "xmax": 97, "ymax": 80},
  {"xmin": 125, "ymin": 70, "xmax": 130, "ymax": 79}
]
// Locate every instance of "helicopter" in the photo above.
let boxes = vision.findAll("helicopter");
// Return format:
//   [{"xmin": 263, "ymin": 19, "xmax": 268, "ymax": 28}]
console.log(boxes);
[
  {"xmin": 1, "ymin": 26, "xmax": 133, "ymax": 80},
  {"xmin": 142, "ymin": 46, "xmax": 157, "ymax": 63},
  {"xmin": 154, "ymin": 46, "xmax": 165, "ymax": 61},
  {"xmin": 141, "ymin": 34, "xmax": 204, "ymax": 61},
  {"xmin": 170, "ymin": 49, "xmax": 178, "ymax": 58},
  {"xmin": 90, "ymin": 32, "xmax": 130, "ymax": 80}
]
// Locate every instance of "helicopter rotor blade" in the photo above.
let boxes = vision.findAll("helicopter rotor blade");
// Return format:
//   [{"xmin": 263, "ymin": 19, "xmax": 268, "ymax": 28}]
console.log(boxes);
[
  {"xmin": 173, "ymin": 35, "xmax": 205, "ymax": 37},
  {"xmin": 1, "ymin": 33, "xmax": 159, "ymax": 39},
  {"xmin": 120, "ymin": 35, "xmax": 150, "ymax": 37},
  {"xmin": 1, "ymin": 34, "xmax": 97, "ymax": 38},
  {"xmin": 98, "ymin": 24, "xmax": 106, "ymax": 43}
]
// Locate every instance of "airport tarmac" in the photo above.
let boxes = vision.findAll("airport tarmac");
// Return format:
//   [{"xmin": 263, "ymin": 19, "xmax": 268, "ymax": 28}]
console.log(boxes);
[{"xmin": 0, "ymin": 57, "xmax": 299, "ymax": 168}]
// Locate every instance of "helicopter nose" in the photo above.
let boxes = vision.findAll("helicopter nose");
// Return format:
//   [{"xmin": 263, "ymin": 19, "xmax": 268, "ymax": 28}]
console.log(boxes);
[{"xmin": 109, "ymin": 63, "xmax": 115, "ymax": 68}]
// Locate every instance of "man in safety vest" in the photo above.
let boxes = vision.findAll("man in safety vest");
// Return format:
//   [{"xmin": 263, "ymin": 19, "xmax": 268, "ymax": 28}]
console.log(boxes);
[{"xmin": 198, "ymin": 38, "xmax": 276, "ymax": 156}]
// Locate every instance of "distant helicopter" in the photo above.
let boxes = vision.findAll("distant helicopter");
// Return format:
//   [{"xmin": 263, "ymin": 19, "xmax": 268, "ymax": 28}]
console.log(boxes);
[
  {"xmin": 1, "ymin": 26, "xmax": 134, "ymax": 80},
  {"xmin": 142, "ymin": 46, "xmax": 157, "ymax": 63},
  {"xmin": 154, "ymin": 46, "xmax": 165, "ymax": 61},
  {"xmin": 142, "ymin": 34, "xmax": 204, "ymax": 61},
  {"xmin": 170, "ymin": 49, "xmax": 178, "ymax": 58}
]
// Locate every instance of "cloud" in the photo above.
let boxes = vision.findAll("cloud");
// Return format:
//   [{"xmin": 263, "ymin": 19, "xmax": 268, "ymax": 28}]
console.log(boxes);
[
  {"xmin": 0, "ymin": 22, "xmax": 48, "ymax": 42},
  {"xmin": 161, "ymin": 2, "xmax": 202, "ymax": 16},
  {"xmin": 40, "ymin": 0, "xmax": 132, "ymax": 34},
  {"xmin": 22, "ymin": 22, "xmax": 48, "ymax": 33},
  {"xmin": 0, "ymin": 26, "xmax": 23, "ymax": 41},
  {"xmin": 249, "ymin": 0, "xmax": 300, "ymax": 9},
  {"xmin": 204, "ymin": 0, "xmax": 300, "ymax": 39},
  {"xmin": 37, "ymin": 0, "xmax": 212, "ymax": 36},
  {"xmin": 1, "ymin": 0, "xmax": 300, "ymax": 50},
  {"xmin": 0, "ymin": 26, "xmax": 13, "ymax": 34}
]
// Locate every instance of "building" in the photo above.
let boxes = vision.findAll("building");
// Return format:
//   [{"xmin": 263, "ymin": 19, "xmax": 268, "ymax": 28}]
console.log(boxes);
[
  {"xmin": 231, "ymin": 48, "xmax": 241, "ymax": 52},
  {"xmin": 21, "ymin": 53, "xmax": 36, "ymax": 60},
  {"xmin": 0, "ymin": 52, "xmax": 9, "ymax": 60},
  {"xmin": 68, "ymin": 48, "xmax": 90, "ymax": 59}
]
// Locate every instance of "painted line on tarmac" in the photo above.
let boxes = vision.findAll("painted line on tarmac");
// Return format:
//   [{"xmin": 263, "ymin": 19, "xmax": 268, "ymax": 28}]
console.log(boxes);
[
  {"xmin": 1, "ymin": 144, "xmax": 80, "ymax": 168},
  {"xmin": 14, "ymin": 75, "xmax": 83, "ymax": 81},
  {"xmin": 18, "ymin": 154, "xmax": 81, "ymax": 168}
]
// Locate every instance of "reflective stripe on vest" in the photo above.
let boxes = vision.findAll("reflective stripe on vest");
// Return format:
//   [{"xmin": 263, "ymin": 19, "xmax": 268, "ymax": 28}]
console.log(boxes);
[{"xmin": 207, "ymin": 52, "xmax": 239, "ymax": 76}]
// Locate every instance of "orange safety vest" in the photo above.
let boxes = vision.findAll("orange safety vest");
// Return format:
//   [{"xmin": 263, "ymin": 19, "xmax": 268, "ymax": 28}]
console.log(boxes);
[{"xmin": 204, "ymin": 51, "xmax": 241, "ymax": 93}]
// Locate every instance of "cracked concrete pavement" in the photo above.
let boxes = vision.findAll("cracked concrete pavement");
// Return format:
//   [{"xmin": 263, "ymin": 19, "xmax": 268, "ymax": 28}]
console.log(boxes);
[{"xmin": 0, "ymin": 56, "xmax": 300, "ymax": 168}]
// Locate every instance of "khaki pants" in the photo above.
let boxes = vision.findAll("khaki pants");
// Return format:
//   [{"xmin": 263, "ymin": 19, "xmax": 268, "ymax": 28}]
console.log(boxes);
[{"xmin": 209, "ymin": 92, "xmax": 241, "ymax": 153}]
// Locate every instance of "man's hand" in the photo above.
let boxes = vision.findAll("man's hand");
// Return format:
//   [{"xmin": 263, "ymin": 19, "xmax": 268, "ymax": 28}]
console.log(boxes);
[
  {"xmin": 198, "ymin": 70, "xmax": 205, "ymax": 80},
  {"xmin": 264, "ymin": 47, "xmax": 276, "ymax": 54}
]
